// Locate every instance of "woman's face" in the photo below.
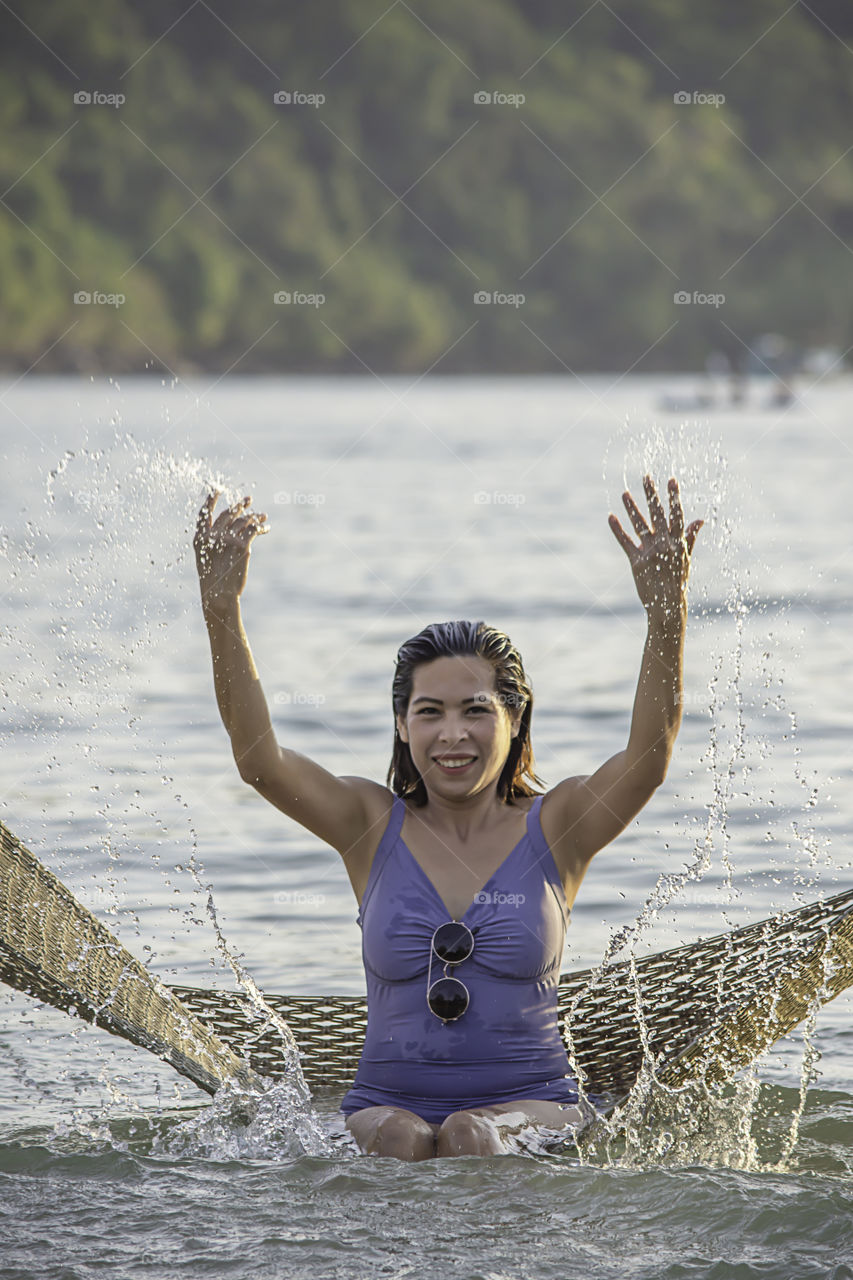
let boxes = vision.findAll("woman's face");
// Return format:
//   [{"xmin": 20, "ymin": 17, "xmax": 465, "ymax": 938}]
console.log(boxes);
[{"xmin": 395, "ymin": 654, "xmax": 522, "ymax": 799}]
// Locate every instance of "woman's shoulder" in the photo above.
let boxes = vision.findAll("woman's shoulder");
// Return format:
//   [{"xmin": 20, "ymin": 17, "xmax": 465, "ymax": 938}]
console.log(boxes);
[{"xmin": 336, "ymin": 777, "xmax": 400, "ymax": 839}]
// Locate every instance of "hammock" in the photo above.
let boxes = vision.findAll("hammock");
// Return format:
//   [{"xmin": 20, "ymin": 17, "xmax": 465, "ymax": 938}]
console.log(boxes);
[
  {"xmin": 2, "ymin": 817, "xmax": 853, "ymax": 1108},
  {"xmin": 0, "ymin": 819, "xmax": 258, "ymax": 1095}
]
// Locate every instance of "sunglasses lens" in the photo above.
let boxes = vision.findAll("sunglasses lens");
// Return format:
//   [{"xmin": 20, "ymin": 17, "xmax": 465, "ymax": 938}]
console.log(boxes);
[
  {"xmin": 432, "ymin": 921, "xmax": 474, "ymax": 964},
  {"xmin": 427, "ymin": 976, "xmax": 469, "ymax": 1021}
]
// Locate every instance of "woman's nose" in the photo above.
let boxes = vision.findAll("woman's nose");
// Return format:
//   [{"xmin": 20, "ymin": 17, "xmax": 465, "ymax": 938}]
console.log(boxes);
[{"xmin": 438, "ymin": 723, "xmax": 470, "ymax": 742}]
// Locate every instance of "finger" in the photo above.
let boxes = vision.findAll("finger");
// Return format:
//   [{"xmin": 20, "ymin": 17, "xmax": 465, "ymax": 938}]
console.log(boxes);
[
  {"xmin": 212, "ymin": 496, "xmax": 252, "ymax": 532},
  {"xmin": 194, "ymin": 490, "xmax": 221, "ymax": 549},
  {"xmin": 242, "ymin": 519, "xmax": 269, "ymax": 547},
  {"xmin": 667, "ymin": 477, "xmax": 684, "ymax": 540},
  {"xmin": 609, "ymin": 513, "xmax": 638, "ymax": 560},
  {"xmin": 238, "ymin": 507, "xmax": 266, "ymax": 525},
  {"xmin": 685, "ymin": 519, "xmax": 704, "ymax": 555},
  {"xmin": 643, "ymin": 474, "xmax": 668, "ymax": 533},
  {"xmin": 230, "ymin": 512, "xmax": 268, "ymax": 539},
  {"xmin": 622, "ymin": 490, "xmax": 651, "ymax": 539},
  {"xmin": 196, "ymin": 489, "xmax": 220, "ymax": 528},
  {"xmin": 228, "ymin": 513, "xmax": 259, "ymax": 536}
]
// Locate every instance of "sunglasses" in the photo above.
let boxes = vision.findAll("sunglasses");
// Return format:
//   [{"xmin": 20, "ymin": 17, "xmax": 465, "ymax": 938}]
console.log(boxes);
[{"xmin": 427, "ymin": 920, "xmax": 475, "ymax": 1021}]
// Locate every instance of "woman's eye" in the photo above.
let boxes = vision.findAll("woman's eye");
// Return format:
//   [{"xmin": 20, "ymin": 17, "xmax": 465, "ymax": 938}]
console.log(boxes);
[{"xmin": 415, "ymin": 706, "xmax": 488, "ymax": 714}]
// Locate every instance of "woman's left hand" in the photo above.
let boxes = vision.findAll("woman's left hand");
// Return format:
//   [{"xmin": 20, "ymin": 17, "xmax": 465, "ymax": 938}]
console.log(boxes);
[{"xmin": 608, "ymin": 474, "xmax": 703, "ymax": 619}]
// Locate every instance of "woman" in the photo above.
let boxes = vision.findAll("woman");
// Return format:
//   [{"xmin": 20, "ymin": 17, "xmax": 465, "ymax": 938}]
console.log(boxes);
[{"xmin": 194, "ymin": 475, "xmax": 702, "ymax": 1161}]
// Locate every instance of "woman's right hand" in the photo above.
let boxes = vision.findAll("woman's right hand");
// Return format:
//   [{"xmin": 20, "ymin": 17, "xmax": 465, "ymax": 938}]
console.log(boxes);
[{"xmin": 193, "ymin": 491, "xmax": 268, "ymax": 613}]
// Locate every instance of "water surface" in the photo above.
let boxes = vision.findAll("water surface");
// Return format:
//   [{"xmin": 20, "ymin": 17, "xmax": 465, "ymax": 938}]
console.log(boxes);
[{"xmin": 1, "ymin": 374, "xmax": 852, "ymax": 1278}]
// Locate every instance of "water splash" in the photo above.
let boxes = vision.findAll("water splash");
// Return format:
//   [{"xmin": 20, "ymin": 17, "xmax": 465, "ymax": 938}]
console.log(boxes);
[
  {"xmin": 3, "ymin": 403, "xmax": 846, "ymax": 1172},
  {"xmin": 574, "ymin": 985, "xmax": 830, "ymax": 1176},
  {"xmin": 581, "ymin": 1071, "xmax": 763, "ymax": 1170},
  {"xmin": 179, "ymin": 813, "xmax": 332, "ymax": 1156},
  {"xmin": 579, "ymin": 414, "xmax": 839, "ymax": 1169},
  {"xmin": 153, "ymin": 1077, "xmax": 334, "ymax": 1161},
  {"xmin": 2, "ymin": 429, "xmax": 334, "ymax": 1157}
]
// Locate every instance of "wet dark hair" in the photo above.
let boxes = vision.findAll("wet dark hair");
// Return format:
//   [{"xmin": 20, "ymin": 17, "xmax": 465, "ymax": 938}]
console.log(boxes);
[{"xmin": 386, "ymin": 620, "xmax": 546, "ymax": 806}]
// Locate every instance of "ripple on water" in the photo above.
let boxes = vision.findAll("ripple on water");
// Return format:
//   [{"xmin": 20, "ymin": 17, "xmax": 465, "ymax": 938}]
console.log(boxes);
[
  {"xmin": 3, "ymin": 378, "xmax": 853, "ymax": 1279},
  {"xmin": 0, "ymin": 1084, "xmax": 852, "ymax": 1279}
]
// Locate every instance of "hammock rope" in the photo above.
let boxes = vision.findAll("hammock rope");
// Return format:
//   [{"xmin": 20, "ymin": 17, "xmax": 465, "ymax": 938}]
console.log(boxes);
[
  {"xmin": 3, "ymin": 817, "xmax": 853, "ymax": 1106},
  {"xmin": 0, "ymin": 819, "xmax": 259, "ymax": 1095}
]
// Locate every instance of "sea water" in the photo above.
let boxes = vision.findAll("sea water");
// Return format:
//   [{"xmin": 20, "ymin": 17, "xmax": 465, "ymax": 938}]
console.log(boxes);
[{"xmin": 1, "ymin": 374, "xmax": 852, "ymax": 1279}]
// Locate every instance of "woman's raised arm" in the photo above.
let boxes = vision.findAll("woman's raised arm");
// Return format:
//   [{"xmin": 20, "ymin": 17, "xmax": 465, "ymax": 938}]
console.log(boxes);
[
  {"xmin": 545, "ymin": 475, "xmax": 703, "ymax": 883},
  {"xmin": 193, "ymin": 492, "xmax": 382, "ymax": 859}
]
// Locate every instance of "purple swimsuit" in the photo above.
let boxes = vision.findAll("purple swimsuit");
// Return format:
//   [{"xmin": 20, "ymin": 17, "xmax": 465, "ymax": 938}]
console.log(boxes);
[{"xmin": 339, "ymin": 792, "xmax": 580, "ymax": 1125}]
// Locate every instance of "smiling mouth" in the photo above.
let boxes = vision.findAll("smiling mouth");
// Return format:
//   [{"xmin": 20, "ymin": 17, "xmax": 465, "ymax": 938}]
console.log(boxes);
[{"xmin": 433, "ymin": 756, "xmax": 477, "ymax": 771}]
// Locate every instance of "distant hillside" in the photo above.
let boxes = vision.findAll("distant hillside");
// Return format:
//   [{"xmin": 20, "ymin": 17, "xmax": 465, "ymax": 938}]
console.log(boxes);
[{"xmin": 1, "ymin": 0, "xmax": 851, "ymax": 373}]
